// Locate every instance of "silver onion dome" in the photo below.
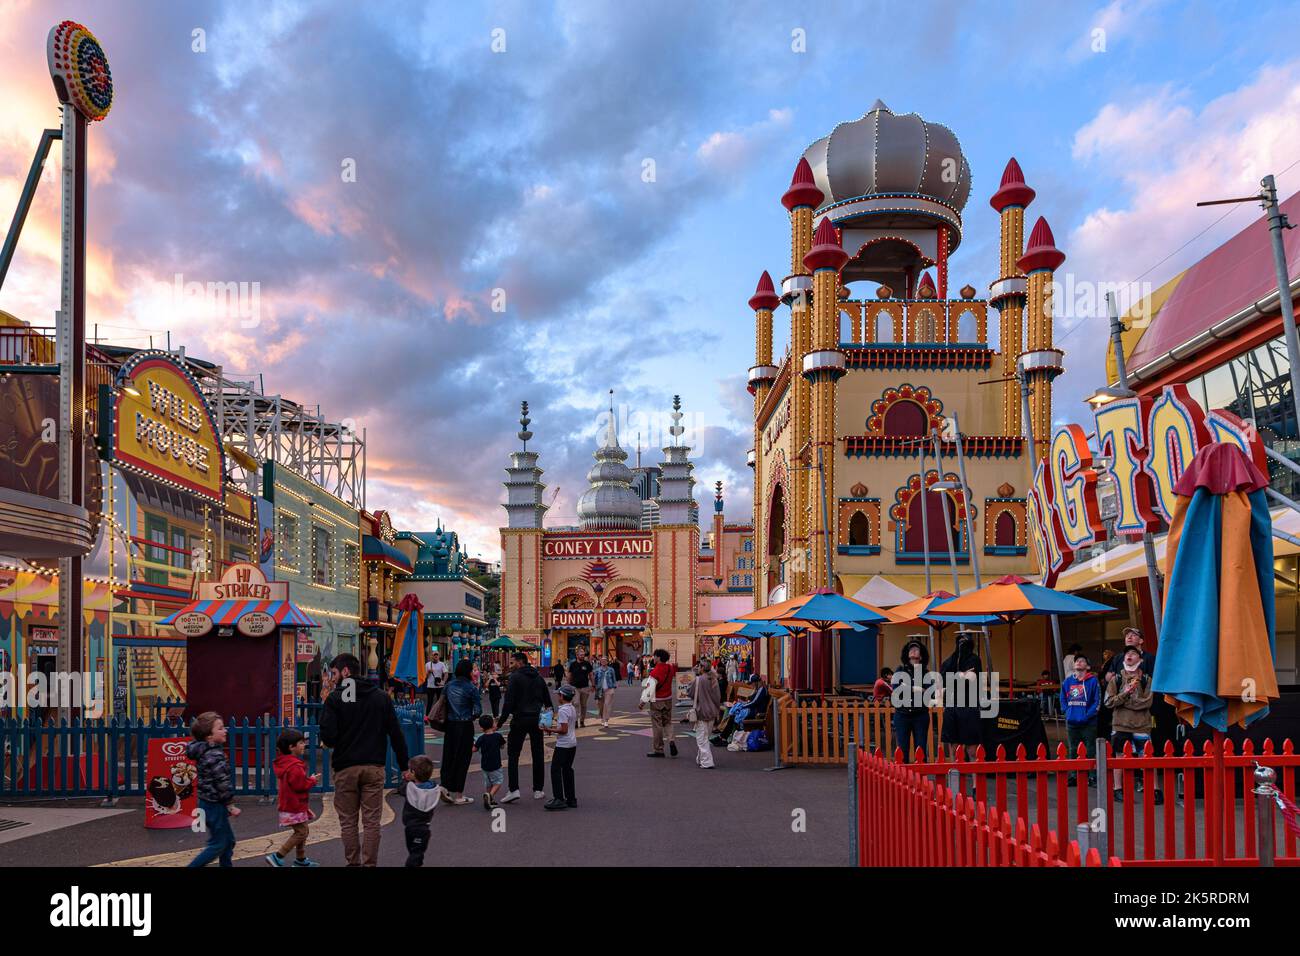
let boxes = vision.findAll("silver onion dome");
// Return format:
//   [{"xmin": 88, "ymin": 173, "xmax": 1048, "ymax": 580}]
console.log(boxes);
[
  {"xmin": 802, "ymin": 99, "xmax": 971, "ymax": 212},
  {"xmin": 576, "ymin": 405, "xmax": 642, "ymax": 531}
]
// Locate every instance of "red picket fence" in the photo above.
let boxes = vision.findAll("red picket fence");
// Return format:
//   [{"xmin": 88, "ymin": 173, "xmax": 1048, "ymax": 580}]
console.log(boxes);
[
  {"xmin": 856, "ymin": 746, "xmax": 1113, "ymax": 866},
  {"xmin": 854, "ymin": 737, "xmax": 1300, "ymax": 867}
]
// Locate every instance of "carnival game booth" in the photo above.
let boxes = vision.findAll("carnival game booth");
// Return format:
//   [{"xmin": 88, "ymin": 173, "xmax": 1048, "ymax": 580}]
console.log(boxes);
[{"xmin": 161, "ymin": 563, "xmax": 319, "ymax": 722}]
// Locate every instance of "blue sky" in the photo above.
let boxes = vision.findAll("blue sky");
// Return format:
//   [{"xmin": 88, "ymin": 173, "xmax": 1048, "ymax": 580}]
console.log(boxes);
[{"xmin": 2, "ymin": 0, "xmax": 1298, "ymax": 558}]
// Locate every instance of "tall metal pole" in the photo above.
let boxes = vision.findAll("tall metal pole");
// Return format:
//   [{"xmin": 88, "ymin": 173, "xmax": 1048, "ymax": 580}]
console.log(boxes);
[
  {"xmin": 1106, "ymin": 292, "xmax": 1162, "ymax": 636},
  {"xmin": 930, "ymin": 430, "xmax": 961, "ymax": 595},
  {"xmin": 1261, "ymin": 174, "xmax": 1300, "ymax": 442},
  {"xmin": 950, "ymin": 413, "xmax": 982, "ymax": 589},
  {"xmin": 1019, "ymin": 364, "xmax": 1065, "ymax": 681},
  {"xmin": 918, "ymin": 438, "xmax": 932, "ymax": 594},
  {"xmin": 56, "ymin": 104, "xmax": 87, "ymax": 719}
]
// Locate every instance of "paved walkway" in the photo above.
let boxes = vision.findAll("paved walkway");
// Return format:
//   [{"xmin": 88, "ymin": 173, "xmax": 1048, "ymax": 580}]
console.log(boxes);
[{"xmin": 0, "ymin": 697, "xmax": 847, "ymax": 867}]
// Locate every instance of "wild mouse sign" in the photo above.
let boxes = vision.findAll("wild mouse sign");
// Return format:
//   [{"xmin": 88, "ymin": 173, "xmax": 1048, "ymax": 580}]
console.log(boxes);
[{"xmin": 1029, "ymin": 383, "xmax": 1265, "ymax": 586}]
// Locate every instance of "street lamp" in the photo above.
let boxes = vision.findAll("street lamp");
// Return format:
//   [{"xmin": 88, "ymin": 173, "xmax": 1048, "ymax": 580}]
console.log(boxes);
[{"xmin": 1084, "ymin": 384, "xmax": 1136, "ymax": 407}]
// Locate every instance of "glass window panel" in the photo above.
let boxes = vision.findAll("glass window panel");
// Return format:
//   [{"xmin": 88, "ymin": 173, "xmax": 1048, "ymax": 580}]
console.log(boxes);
[{"xmin": 1201, "ymin": 362, "xmax": 1237, "ymax": 413}]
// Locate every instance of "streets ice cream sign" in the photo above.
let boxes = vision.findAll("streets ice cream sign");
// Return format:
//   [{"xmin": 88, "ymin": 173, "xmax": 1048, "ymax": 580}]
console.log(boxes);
[
  {"xmin": 542, "ymin": 533, "xmax": 653, "ymax": 559},
  {"xmin": 100, "ymin": 351, "xmax": 225, "ymax": 502}
]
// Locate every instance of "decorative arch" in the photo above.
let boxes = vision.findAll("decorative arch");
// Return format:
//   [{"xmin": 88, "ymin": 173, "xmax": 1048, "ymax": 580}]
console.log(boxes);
[
  {"xmin": 845, "ymin": 235, "xmax": 929, "ymax": 276},
  {"xmin": 890, "ymin": 470, "xmax": 971, "ymax": 559},
  {"xmin": 837, "ymin": 497, "xmax": 881, "ymax": 554},
  {"xmin": 867, "ymin": 384, "xmax": 945, "ymax": 437},
  {"xmin": 549, "ymin": 582, "xmax": 598, "ymax": 609},
  {"xmin": 603, "ymin": 583, "xmax": 648, "ymax": 607},
  {"xmin": 982, "ymin": 497, "xmax": 1028, "ymax": 556}
]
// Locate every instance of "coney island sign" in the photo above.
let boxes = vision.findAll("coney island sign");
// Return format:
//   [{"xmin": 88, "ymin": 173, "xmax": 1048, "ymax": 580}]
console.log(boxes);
[{"xmin": 1029, "ymin": 383, "xmax": 1265, "ymax": 587}]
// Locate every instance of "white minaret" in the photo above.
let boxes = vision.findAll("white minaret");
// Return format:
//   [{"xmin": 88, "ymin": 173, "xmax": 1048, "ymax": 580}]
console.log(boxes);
[
  {"xmin": 655, "ymin": 395, "xmax": 696, "ymax": 525},
  {"xmin": 502, "ymin": 401, "xmax": 548, "ymax": 529}
]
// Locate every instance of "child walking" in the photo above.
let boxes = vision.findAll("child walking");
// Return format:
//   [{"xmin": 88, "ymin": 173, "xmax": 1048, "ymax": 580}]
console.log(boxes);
[
  {"xmin": 185, "ymin": 711, "xmax": 240, "ymax": 867},
  {"xmin": 401, "ymin": 755, "xmax": 443, "ymax": 867},
  {"xmin": 543, "ymin": 684, "xmax": 579, "ymax": 811},
  {"xmin": 474, "ymin": 714, "xmax": 505, "ymax": 809},
  {"xmin": 266, "ymin": 729, "xmax": 321, "ymax": 867}
]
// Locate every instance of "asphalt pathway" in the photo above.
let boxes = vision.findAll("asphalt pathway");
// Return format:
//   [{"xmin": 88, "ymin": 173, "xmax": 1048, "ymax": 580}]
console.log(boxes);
[{"xmin": 0, "ymin": 695, "xmax": 846, "ymax": 867}]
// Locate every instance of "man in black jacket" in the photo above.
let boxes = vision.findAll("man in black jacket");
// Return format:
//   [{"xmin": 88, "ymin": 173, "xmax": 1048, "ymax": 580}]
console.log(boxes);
[
  {"xmin": 320, "ymin": 653, "xmax": 411, "ymax": 866},
  {"xmin": 496, "ymin": 651, "xmax": 553, "ymax": 804}
]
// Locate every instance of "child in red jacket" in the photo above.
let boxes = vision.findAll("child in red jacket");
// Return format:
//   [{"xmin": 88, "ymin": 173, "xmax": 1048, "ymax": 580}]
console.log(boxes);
[{"xmin": 267, "ymin": 729, "xmax": 320, "ymax": 867}]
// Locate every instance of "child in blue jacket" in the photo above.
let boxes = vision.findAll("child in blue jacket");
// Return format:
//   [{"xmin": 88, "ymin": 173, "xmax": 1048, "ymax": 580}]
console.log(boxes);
[{"xmin": 1060, "ymin": 653, "xmax": 1099, "ymax": 786}]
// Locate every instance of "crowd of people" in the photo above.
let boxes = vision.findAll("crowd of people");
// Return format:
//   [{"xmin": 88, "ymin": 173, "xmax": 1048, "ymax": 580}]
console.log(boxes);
[
  {"xmin": 879, "ymin": 624, "xmax": 1171, "ymax": 799},
  {"xmin": 185, "ymin": 644, "xmax": 768, "ymax": 867}
]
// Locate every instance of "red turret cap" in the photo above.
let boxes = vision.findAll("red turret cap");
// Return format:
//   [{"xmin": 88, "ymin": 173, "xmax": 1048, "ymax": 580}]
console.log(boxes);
[
  {"xmin": 989, "ymin": 157, "xmax": 1036, "ymax": 213},
  {"xmin": 915, "ymin": 271, "xmax": 937, "ymax": 299},
  {"xmin": 748, "ymin": 271, "xmax": 781, "ymax": 312},
  {"xmin": 782, "ymin": 157, "xmax": 825, "ymax": 211},
  {"xmin": 1017, "ymin": 216, "xmax": 1066, "ymax": 273},
  {"xmin": 803, "ymin": 217, "xmax": 848, "ymax": 272}
]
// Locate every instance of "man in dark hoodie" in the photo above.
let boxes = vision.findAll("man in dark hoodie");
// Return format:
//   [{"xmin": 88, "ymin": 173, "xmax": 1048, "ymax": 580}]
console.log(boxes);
[
  {"xmin": 890, "ymin": 638, "xmax": 932, "ymax": 762},
  {"xmin": 320, "ymin": 653, "xmax": 411, "ymax": 867},
  {"xmin": 496, "ymin": 651, "xmax": 554, "ymax": 804}
]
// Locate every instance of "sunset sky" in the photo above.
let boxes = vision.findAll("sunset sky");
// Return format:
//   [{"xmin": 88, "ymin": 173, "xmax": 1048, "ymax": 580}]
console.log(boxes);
[{"xmin": 2, "ymin": 0, "xmax": 1299, "ymax": 560}]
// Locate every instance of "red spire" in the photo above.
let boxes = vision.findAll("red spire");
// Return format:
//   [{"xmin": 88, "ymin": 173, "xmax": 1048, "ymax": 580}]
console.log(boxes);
[
  {"xmin": 989, "ymin": 157, "xmax": 1036, "ymax": 213},
  {"xmin": 1017, "ymin": 216, "xmax": 1066, "ymax": 273},
  {"xmin": 803, "ymin": 217, "xmax": 847, "ymax": 272},
  {"xmin": 915, "ymin": 271, "xmax": 937, "ymax": 299},
  {"xmin": 748, "ymin": 270, "xmax": 781, "ymax": 312},
  {"xmin": 781, "ymin": 156, "xmax": 824, "ymax": 211}
]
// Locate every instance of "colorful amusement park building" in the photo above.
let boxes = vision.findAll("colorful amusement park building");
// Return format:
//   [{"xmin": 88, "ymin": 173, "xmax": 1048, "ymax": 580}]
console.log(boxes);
[
  {"xmin": 500, "ymin": 398, "xmax": 748, "ymax": 667},
  {"xmin": 747, "ymin": 101, "xmax": 1067, "ymax": 684}
]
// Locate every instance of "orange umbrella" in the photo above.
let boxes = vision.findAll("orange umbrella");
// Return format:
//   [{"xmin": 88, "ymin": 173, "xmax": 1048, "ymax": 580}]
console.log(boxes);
[{"xmin": 929, "ymin": 576, "xmax": 1112, "ymax": 694}]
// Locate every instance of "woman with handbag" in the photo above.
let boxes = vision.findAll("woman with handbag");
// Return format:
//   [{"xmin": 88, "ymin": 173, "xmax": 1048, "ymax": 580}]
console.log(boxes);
[
  {"xmin": 439, "ymin": 659, "xmax": 482, "ymax": 805},
  {"xmin": 686, "ymin": 660, "xmax": 721, "ymax": 769}
]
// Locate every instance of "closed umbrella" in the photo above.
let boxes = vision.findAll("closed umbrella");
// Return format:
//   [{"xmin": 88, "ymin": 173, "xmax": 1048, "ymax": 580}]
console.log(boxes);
[
  {"xmin": 388, "ymin": 593, "xmax": 426, "ymax": 688},
  {"xmin": 930, "ymin": 576, "xmax": 1112, "ymax": 696},
  {"xmin": 1155, "ymin": 442, "xmax": 1278, "ymax": 731}
]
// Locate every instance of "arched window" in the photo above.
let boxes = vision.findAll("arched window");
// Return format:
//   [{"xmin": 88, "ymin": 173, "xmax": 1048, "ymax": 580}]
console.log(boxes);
[
  {"xmin": 956, "ymin": 310, "xmax": 977, "ymax": 343},
  {"xmin": 875, "ymin": 311, "xmax": 894, "ymax": 343},
  {"xmin": 995, "ymin": 511, "xmax": 1017, "ymax": 548},
  {"xmin": 744, "ymin": 574, "xmax": 752, "ymax": 587},
  {"xmin": 731, "ymin": 575, "xmax": 740, "ymax": 587},
  {"xmin": 743, "ymin": 538, "xmax": 753, "ymax": 553},
  {"xmin": 882, "ymin": 400, "xmax": 929, "ymax": 437},
  {"xmin": 903, "ymin": 489, "xmax": 961, "ymax": 554},
  {"xmin": 849, "ymin": 511, "xmax": 871, "ymax": 546}
]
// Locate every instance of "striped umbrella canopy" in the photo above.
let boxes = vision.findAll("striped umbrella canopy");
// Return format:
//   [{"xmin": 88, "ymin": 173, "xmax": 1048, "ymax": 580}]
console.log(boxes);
[
  {"xmin": 1155, "ymin": 443, "xmax": 1278, "ymax": 731},
  {"xmin": 159, "ymin": 598, "xmax": 318, "ymax": 628}
]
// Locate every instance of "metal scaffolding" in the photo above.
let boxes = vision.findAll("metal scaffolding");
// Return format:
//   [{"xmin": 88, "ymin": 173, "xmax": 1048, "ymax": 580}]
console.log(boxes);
[{"xmin": 167, "ymin": 347, "xmax": 366, "ymax": 509}]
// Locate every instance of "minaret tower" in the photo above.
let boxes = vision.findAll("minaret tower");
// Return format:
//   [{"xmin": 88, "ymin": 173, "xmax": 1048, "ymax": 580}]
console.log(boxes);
[
  {"xmin": 656, "ymin": 395, "xmax": 696, "ymax": 525},
  {"xmin": 502, "ymin": 401, "xmax": 548, "ymax": 528},
  {"xmin": 1017, "ymin": 217, "xmax": 1066, "ymax": 462},
  {"xmin": 782, "ymin": 157, "xmax": 823, "ymax": 597},
  {"xmin": 748, "ymin": 270, "xmax": 780, "ymax": 605},
  {"xmin": 712, "ymin": 480, "xmax": 725, "ymax": 558},
  {"xmin": 989, "ymin": 158, "xmax": 1035, "ymax": 437},
  {"xmin": 802, "ymin": 217, "xmax": 848, "ymax": 590}
]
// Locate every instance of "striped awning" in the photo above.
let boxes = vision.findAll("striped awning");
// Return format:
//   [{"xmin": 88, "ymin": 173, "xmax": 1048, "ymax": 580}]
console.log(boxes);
[{"xmin": 159, "ymin": 599, "xmax": 320, "ymax": 628}]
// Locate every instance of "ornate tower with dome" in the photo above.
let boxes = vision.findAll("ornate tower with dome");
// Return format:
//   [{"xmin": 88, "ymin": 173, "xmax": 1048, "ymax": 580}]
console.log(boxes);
[
  {"xmin": 499, "ymin": 397, "xmax": 743, "ymax": 668},
  {"xmin": 747, "ymin": 100, "xmax": 1064, "ymax": 687}
]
